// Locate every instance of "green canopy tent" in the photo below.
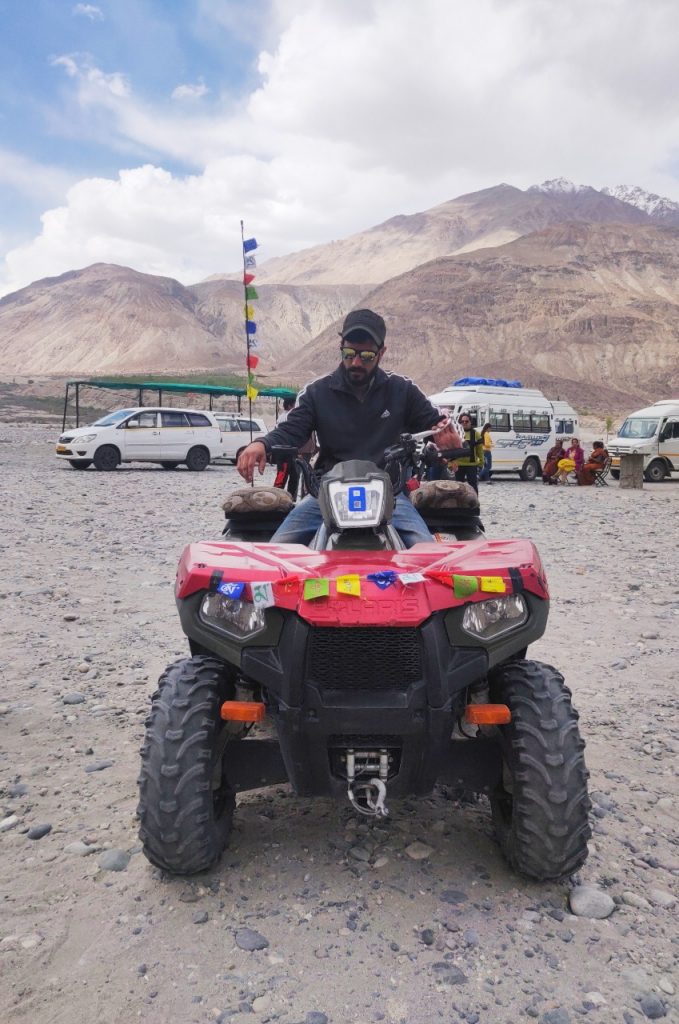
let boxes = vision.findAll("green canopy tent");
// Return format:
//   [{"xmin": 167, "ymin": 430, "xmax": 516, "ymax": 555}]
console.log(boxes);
[{"xmin": 62, "ymin": 379, "xmax": 297, "ymax": 430}]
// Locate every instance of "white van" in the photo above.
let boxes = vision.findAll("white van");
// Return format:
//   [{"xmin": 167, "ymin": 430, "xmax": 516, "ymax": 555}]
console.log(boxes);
[
  {"xmin": 212, "ymin": 413, "xmax": 268, "ymax": 464},
  {"xmin": 607, "ymin": 400, "xmax": 679, "ymax": 482},
  {"xmin": 56, "ymin": 407, "xmax": 223, "ymax": 471},
  {"xmin": 427, "ymin": 383, "xmax": 579, "ymax": 480}
]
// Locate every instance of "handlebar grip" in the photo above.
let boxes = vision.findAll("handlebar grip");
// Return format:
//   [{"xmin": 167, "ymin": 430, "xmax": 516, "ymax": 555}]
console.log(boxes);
[{"xmin": 436, "ymin": 446, "xmax": 471, "ymax": 460}]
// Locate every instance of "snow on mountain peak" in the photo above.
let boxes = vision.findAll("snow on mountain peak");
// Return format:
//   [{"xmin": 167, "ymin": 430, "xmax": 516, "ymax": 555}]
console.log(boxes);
[
  {"xmin": 529, "ymin": 178, "xmax": 585, "ymax": 195},
  {"xmin": 601, "ymin": 184, "xmax": 679, "ymax": 218}
]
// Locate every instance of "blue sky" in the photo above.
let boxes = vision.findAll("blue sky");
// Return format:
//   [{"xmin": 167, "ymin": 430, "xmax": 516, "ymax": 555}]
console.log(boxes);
[{"xmin": 1, "ymin": 0, "xmax": 679, "ymax": 295}]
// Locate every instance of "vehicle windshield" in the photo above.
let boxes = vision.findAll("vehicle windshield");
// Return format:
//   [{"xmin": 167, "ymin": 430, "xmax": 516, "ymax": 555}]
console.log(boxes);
[
  {"xmin": 617, "ymin": 417, "xmax": 659, "ymax": 440},
  {"xmin": 93, "ymin": 408, "xmax": 136, "ymax": 427}
]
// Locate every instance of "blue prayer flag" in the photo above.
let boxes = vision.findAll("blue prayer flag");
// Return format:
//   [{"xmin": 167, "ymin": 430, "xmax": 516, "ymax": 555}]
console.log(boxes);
[{"xmin": 243, "ymin": 237, "xmax": 258, "ymax": 253}]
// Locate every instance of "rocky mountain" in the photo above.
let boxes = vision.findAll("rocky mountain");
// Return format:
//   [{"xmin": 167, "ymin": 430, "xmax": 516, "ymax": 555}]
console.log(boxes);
[
  {"xmin": 284, "ymin": 222, "xmax": 679, "ymax": 412},
  {"xmin": 241, "ymin": 180, "xmax": 654, "ymax": 287},
  {"xmin": 1, "ymin": 181, "xmax": 678, "ymax": 412},
  {"xmin": 0, "ymin": 263, "xmax": 363, "ymax": 376}
]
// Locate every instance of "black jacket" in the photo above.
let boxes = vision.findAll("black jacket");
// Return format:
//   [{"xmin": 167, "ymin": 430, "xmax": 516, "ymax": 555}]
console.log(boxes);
[{"xmin": 263, "ymin": 365, "xmax": 441, "ymax": 474}]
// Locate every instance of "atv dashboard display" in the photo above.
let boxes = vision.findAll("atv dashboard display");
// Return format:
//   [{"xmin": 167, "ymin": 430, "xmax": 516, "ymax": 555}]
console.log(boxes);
[{"xmin": 326, "ymin": 479, "xmax": 387, "ymax": 528}]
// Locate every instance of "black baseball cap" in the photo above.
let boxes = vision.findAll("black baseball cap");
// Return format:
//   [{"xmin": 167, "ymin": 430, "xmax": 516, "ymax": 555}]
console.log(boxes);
[{"xmin": 339, "ymin": 309, "xmax": 387, "ymax": 348}]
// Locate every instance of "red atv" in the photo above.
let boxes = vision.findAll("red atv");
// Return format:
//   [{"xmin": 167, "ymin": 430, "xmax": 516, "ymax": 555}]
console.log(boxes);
[{"xmin": 138, "ymin": 433, "xmax": 590, "ymax": 880}]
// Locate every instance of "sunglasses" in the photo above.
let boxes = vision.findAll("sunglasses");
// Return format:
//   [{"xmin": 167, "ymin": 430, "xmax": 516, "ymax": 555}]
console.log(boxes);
[
  {"xmin": 460, "ymin": 418, "xmax": 471, "ymax": 425},
  {"xmin": 341, "ymin": 347, "xmax": 378, "ymax": 364}
]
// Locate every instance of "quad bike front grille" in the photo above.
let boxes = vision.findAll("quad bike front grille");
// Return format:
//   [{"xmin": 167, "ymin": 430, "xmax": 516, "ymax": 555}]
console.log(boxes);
[{"xmin": 307, "ymin": 627, "xmax": 422, "ymax": 691}]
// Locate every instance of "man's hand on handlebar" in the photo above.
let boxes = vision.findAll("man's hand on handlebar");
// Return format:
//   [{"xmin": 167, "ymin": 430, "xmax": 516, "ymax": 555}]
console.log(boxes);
[
  {"xmin": 237, "ymin": 440, "xmax": 267, "ymax": 483},
  {"xmin": 430, "ymin": 417, "xmax": 463, "ymax": 451}
]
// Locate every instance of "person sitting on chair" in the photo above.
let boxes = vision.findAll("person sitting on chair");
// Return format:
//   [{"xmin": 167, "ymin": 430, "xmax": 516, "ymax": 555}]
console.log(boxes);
[
  {"xmin": 577, "ymin": 440, "xmax": 609, "ymax": 486},
  {"xmin": 555, "ymin": 438, "xmax": 584, "ymax": 484},
  {"xmin": 543, "ymin": 438, "xmax": 565, "ymax": 484}
]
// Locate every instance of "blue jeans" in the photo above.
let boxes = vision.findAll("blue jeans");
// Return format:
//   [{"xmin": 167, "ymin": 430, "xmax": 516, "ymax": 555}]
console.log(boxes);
[
  {"xmin": 271, "ymin": 493, "xmax": 434, "ymax": 547},
  {"xmin": 479, "ymin": 450, "xmax": 492, "ymax": 481}
]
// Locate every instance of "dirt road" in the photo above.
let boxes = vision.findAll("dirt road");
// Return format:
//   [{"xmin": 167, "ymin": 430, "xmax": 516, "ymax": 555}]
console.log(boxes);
[{"xmin": 1, "ymin": 426, "xmax": 677, "ymax": 1024}]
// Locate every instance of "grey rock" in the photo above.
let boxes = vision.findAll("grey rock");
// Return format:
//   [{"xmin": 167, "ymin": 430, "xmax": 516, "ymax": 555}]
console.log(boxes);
[
  {"xmin": 27, "ymin": 823, "xmax": 52, "ymax": 840},
  {"xmin": 440, "ymin": 889, "xmax": 468, "ymax": 904},
  {"xmin": 540, "ymin": 1011, "xmax": 570, "ymax": 1024},
  {"xmin": 648, "ymin": 888, "xmax": 676, "ymax": 908},
  {"xmin": 99, "ymin": 849, "xmax": 130, "ymax": 871},
  {"xmin": 432, "ymin": 962, "xmax": 467, "ymax": 985},
  {"xmin": 62, "ymin": 692, "xmax": 86, "ymax": 705},
  {"xmin": 0, "ymin": 815, "xmax": 19, "ymax": 832},
  {"xmin": 639, "ymin": 994, "xmax": 666, "ymax": 1019},
  {"xmin": 305, "ymin": 1015, "xmax": 329, "ymax": 1024},
  {"xmin": 7, "ymin": 783, "xmax": 29, "ymax": 797},
  {"xmin": 349, "ymin": 845, "xmax": 371, "ymax": 862},
  {"xmin": 420, "ymin": 928, "xmax": 435, "ymax": 945},
  {"xmin": 84, "ymin": 759, "xmax": 114, "ymax": 773},
  {"xmin": 192, "ymin": 911, "xmax": 209, "ymax": 924},
  {"xmin": 65, "ymin": 840, "xmax": 97, "ymax": 856},
  {"xmin": 568, "ymin": 885, "xmax": 615, "ymax": 919},
  {"xmin": 404, "ymin": 840, "xmax": 433, "ymax": 860},
  {"xmin": 234, "ymin": 927, "xmax": 269, "ymax": 951}
]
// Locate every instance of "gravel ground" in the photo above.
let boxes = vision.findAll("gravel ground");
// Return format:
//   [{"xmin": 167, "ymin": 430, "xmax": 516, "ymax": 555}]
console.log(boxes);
[{"xmin": 1, "ymin": 425, "xmax": 677, "ymax": 1024}]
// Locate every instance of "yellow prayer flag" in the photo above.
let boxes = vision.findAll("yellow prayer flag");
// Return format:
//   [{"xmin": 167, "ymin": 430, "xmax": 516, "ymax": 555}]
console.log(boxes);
[
  {"xmin": 336, "ymin": 574, "xmax": 361, "ymax": 597},
  {"xmin": 246, "ymin": 384, "xmax": 259, "ymax": 400},
  {"xmin": 245, "ymin": 304, "xmax": 255, "ymax": 319},
  {"xmin": 480, "ymin": 576, "xmax": 506, "ymax": 593}
]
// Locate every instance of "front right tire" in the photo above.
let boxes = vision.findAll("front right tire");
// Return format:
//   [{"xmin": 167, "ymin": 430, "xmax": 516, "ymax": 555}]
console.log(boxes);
[
  {"xmin": 138, "ymin": 656, "xmax": 235, "ymax": 875},
  {"xmin": 488, "ymin": 659, "xmax": 591, "ymax": 881}
]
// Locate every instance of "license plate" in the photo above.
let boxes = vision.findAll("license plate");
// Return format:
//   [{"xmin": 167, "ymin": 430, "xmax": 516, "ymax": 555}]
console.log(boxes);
[
  {"xmin": 611, "ymin": 457, "xmax": 620, "ymax": 467},
  {"xmin": 56, "ymin": 445, "xmax": 68, "ymax": 453}
]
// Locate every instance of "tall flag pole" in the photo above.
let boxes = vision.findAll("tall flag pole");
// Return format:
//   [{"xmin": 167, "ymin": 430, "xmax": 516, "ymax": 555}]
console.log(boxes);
[{"xmin": 241, "ymin": 221, "xmax": 259, "ymax": 451}]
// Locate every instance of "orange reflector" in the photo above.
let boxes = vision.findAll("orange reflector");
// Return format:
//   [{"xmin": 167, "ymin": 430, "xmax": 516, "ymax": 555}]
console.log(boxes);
[
  {"xmin": 464, "ymin": 703, "xmax": 511, "ymax": 725},
  {"xmin": 220, "ymin": 701, "xmax": 265, "ymax": 723}
]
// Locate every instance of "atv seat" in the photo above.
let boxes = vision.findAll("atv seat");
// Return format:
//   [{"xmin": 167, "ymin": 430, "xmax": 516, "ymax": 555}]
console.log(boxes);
[
  {"xmin": 222, "ymin": 486, "xmax": 294, "ymax": 541},
  {"xmin": 411, "ymin": 480, "xmax": 484, "ymax": 540},
  {"xmin": 411, "ymin": 480, "xmax": 480, "ymax": 513}
]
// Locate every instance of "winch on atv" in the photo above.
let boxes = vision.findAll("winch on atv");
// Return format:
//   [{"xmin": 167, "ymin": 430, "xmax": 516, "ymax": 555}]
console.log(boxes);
[{"xmin": 137, "ymin": 431, "xmax": 590, "ymax": 881}]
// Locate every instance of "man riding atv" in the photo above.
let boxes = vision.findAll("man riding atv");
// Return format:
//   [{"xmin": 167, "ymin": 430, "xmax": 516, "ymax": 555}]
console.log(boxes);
[{"xmin": 237, "ymin": 308, "xmax": 461, "ymax": 546}]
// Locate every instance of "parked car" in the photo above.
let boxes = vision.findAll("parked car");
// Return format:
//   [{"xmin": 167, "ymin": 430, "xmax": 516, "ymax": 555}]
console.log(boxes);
[
  {"xmin": 56, "ymin": 407, "xmax": 223, "ymax": 471},
  {"xmin": 607, "ymin": 400, "xmax": 679, "ymax": 482},
  {"xmin": 212, "ymin": 414, "xmax": 268, "ymax": 465}
]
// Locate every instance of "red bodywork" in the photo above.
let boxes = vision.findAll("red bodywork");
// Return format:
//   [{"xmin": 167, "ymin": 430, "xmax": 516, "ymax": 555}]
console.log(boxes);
[{"xmin": 176, "ymin": 538, "xmax": 549, "ymax": 627}]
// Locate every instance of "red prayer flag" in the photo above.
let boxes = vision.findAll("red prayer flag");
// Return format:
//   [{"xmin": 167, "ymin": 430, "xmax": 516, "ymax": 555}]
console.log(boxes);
[
  {"xmin": 247, "ymin": 354, "xmax": 259, "ymax": 369},
  {"xmin": 243, "ymin": 273, "xmax": 255, "ymax": 285}
]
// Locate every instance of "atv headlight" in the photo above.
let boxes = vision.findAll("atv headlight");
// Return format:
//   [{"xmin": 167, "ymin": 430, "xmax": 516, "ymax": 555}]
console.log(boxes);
[
  {"xmin": 327, "ymin": 480, "xmax": 387, "ymax": 528},
  {"xmin": 199, "ymin": 592, "xmax": 266, "ymax": 639},
  {"xmin": 462, "ymin": 595, "xmax": 528, "ymax": 640}
]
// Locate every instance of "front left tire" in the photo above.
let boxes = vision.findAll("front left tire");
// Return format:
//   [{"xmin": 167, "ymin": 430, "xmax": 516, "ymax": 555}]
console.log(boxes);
[
  {"xmin": 488, "ymin": 659, "xmax": 591, "ymax": 881},
  {"xmin": 93, "ymin": 445, "xmax": 120, "ymax": 471},
  {"xmin": 186, "ymin": 446, "xmax": 210, "ymax": 471}
]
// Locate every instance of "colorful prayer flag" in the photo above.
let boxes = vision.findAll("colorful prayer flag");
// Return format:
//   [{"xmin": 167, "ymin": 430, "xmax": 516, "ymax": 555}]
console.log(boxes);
[
  {"xmin": 480, "ymin": 576, "xmax": 506, "ymax": 593},
  {"xmin": 304, "ymin": 578, "xmax": 330, "ymax": 600},
  {"xmin": 367, "ymin": 570, "xmax": 398, "ymax": 590},
  {"xmin": 336, "ymin": 574, "xmax": 361, "ymax": 597},
  {"xmin": 246, "ymin": 384, "xmax": 259, "ymax": 400},
  {"xmin": 247, "ymin": 354, "xmax": 259, "ymax": 369},
  {"xmin": 251, "ymin": 582, "xmax": 275, "ymax": 608},
  {"xmin": 453, "ymin": 574, "xmax": 478, "ymax": 598},
  {"xmin": 245, "ymin": 304, "xmax": 255, "ymax": 319},
  {"xmin": 399, "ymin": 572, "xmax": 426, "ymax": 585},
  {"xmin": 217, "ymin": 581, "xmax": 245, "ymax": 598},
  {"xmin": 243, "ymin": 237, "xmax": 258, "ymax": 253},
  {"xmin": 244, "ymin": 273, "xmax": 255, "ymax": 285},
  {"xmin": 246, "ymin": 321, "xmax": 257, "ymax": 335},
  {"xmin": 245, "ymin": 254, "xmax": 257, "ymax": 268},
  {"xmin": 245, "ymin": 286, "xmax": 259, "ymax": 300}
]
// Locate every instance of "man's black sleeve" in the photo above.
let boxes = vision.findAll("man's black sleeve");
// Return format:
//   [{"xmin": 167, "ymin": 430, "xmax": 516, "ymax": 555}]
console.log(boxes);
[
  {"xmin": 405, "ymin": 380, "xmax": 444, "ymax": 432},
  {"xmin": 260, "ymin": 386, "xmax": 317, "ymax": 453}
]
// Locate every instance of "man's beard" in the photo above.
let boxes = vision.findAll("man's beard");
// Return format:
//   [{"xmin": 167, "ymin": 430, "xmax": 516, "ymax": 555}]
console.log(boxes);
[{"xmin": 347, "ymin": 365, "xmax": 371, "ymax": 385}]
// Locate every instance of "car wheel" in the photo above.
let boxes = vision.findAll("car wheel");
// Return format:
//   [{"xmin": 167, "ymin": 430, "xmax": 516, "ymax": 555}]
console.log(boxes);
[
  {"xmin": 137, "ymin": 656, "xmax": 236, "ymax": 875},
  {"xmin": 611, "ymin": 469, "xmax": 620, "ymax": 480},
  {"xmin": 185, "ymin": 446, "xmax": 210, "ymax": 471},
  {"xmin": 488, "ymin": 659, "xmax": 591, "ymax": 881},
  {"xmin": 161, "ymin": 462, "xmax": 181, "ymax": 470},
  {"xmin": 519, "ymin": 457, "xmax": 540, "ymax": 481},
  {"xmin": 68, "ymin": 459, "xmax": 92, "ymax": 470},
  {"xmin": 93, "ymin": 445, "xmax": 120, "ymax": 472},
  {"xmin": 644, "ymin": 459, "xmax": 666, "ymax": 483}
]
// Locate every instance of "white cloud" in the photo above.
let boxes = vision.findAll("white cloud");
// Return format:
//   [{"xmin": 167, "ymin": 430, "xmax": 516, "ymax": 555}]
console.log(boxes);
[
  {"xmin": 72, "ymin": 3, "xmax": 104, "ymax": 20},
  {"xmin": 171, "ymin": 82, "xmax": 209, "ymax": 101},
  {"xmin": 3, "ymin": 0, "xmax": 679, "ymax": 296},
  {"xmin": 0, "ymin": 149, "xmax": 77, "ymax": 202}
]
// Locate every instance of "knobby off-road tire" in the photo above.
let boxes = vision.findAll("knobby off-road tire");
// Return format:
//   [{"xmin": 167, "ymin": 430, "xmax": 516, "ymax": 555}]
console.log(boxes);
[
  {"xmin": 138, "ymin": 655, "xmax": 236, "ymax": 874},
  {"xmin": 488, "ymin": 659, "xmax": 591, "ymax": 881}
]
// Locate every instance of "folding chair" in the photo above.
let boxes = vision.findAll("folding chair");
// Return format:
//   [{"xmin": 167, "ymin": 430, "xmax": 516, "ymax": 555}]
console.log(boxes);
[{"xmin": 594, "ymin": 457, "xmax": 612, "ymax": 487}]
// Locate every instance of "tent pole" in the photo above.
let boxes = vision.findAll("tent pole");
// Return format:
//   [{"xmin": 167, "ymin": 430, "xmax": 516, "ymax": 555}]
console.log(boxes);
[
  {"xmin": 62, "ymin": 383, "xmax": 69, "ymax": 432},
  {"xmin": 139, "ymin": 388, "xmax": 143, "ymax": 406},
  {"xmin": 75, "ymin": 383, "xmax": 80, "ymax": 427},
  {"xmin": 159, "ymin": 389, "xmax": 163, "ymax": 407}
]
